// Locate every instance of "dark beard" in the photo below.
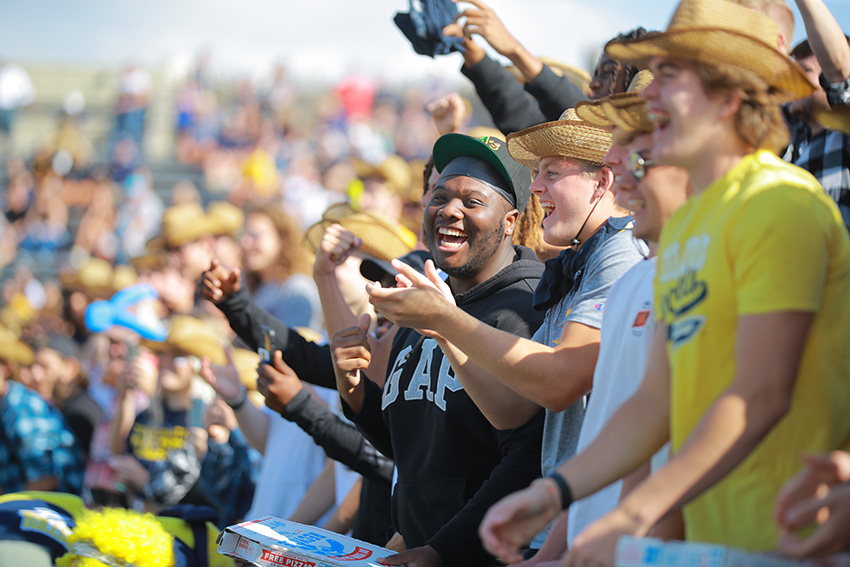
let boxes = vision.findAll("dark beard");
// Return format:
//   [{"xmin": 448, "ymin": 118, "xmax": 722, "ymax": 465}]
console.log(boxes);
[{"xmin": 438, "ymin": 217, "xmax": 506, "ymax": 279}]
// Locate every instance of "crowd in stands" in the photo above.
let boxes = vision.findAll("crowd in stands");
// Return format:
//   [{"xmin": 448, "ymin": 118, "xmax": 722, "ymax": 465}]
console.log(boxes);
[{"xmin": 2, "ymin": 0, "xmax": 850, "ymax": 566}]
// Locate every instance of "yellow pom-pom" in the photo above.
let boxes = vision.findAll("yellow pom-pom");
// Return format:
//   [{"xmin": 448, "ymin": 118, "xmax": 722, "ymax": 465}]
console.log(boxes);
[{"xmin": 56, "ymin": 507, "xmax": 175, "ymax": 567}]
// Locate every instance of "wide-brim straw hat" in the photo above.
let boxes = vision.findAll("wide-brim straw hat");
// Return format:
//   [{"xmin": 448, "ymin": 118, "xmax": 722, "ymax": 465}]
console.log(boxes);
[
  {"xmin": 605, "ymin": 0, "xmax": 815, "ymax": 103},
  {"xmin": 575, "ymin": 70, "xmax": 656, "ymax": 134},
  {"xmin": 814, "ymin": 105, "xmax": 850, "ymax": 136},
  {"xmin": 506, "ymin": 108, "xmax": 613, "ymax": 168},
  {"xmin": 0, "ymin": 326, "xmax": 34, "ymax": 365},
  {"xmin": 142, "ymin": 314, "xmax": 226, "ymax": 365},
  {"xmin": 305, "ymin": 202, "xmax": 414, "ymax": 263},
  {"xmin": 508, "ymin": 57, "xmax": 591, "ymax": 97},
  {"xmin": 353, "ymin": 155, "xmax": 414, "ymax": 196},
  {"xmin": 130, "ymin": 235, "xmax": 168, "ymax": 273},
  {"xmin": 60, "ymin": 258, "xmax": 138, "ymax": 298},
  {"xmin": 161, "ymin": 202, "xmax": 215, "ymax": 248},
  {"xmin": 207, "ymin": 201, "xmax": 245, "ymax": 238}
]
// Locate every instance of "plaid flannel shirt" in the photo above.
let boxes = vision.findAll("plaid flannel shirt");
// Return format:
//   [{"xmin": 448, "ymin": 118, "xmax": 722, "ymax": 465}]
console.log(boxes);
[
  {"xmin": 784, "ymin": 75, "xmax": 850, "ymax": 230},
  {"xmin": 0, "ymin": 381, "xmax": 84, "ymax": 494}
]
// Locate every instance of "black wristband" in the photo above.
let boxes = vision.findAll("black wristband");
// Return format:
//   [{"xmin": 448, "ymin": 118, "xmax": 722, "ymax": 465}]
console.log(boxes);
[
  {"xmin": 548, "ymin": 472, "xmax": 573, "ymax": 510},
  {"xmin": 226, "ymin": 385, "xmax": 248, "ymax": 411}
]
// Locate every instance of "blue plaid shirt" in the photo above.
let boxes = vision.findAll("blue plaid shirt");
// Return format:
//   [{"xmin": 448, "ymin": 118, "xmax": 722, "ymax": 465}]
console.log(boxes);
[
  {"xmin": 784, "ymin": 75, "xmax": 850, "ymax": 230},
  {"xmin": 0, "ymin": 381, "xmax": 84, "ymax": 494}
]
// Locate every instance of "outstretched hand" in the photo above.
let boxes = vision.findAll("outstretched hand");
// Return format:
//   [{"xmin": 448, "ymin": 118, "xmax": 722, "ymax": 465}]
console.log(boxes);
[
  {"xmin": 200, "ymin": 259, "xmax": 242, "ymax": 303},
  {"xmin": 368, "ymin": 259, "xmax": 454, "ymax": 337},
  {"xmin": 479, "ymin": 482, "xmax": 560, "ymax": 565}
]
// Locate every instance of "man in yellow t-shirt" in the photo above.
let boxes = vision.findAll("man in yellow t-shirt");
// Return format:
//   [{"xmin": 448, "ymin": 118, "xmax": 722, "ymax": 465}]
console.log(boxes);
[
  {"xmin": 655, "ymin": 149, "xmax": 850, "ymax": 548},
  {"xmin": 477, "ymin": 1, "xmax": 850, "ymax": 565}
]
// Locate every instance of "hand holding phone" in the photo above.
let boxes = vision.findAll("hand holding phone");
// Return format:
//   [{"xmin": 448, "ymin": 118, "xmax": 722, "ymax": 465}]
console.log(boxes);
[{"xmin": 259, "ymin": 326, "xmax": 276, "ymax": 364}]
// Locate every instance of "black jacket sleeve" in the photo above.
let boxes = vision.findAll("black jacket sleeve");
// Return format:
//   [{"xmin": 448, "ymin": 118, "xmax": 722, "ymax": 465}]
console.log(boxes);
[
  {"xmin": 341, "ymin": 377, "xmax": 395, "ymax": 461},
  {"xmin": 216, "ymin": 287, "xmax": 337, "ymax": 389},
  {"xmin": 525, "ymin": 64, "xmax": 587, "ymax": 121},
  {"xmin": 461, "ymin": 54, "xmax": 547, "ymax": 135},
  {"xmin": 427, "ymin": 410, "xmax": 545, "ymax": 566},
  {"xmin": 280, "ymin": 389, "xmax": 394, "ymax": 485}
]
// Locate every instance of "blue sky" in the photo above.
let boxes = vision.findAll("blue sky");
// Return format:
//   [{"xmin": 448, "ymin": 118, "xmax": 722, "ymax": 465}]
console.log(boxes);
[{"xmin": 2, "ymin": 0, "xmax": 849, "ymax": 84}]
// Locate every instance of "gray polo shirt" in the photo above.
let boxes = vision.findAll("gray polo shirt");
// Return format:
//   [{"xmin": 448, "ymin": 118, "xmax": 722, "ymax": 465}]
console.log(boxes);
[{"xmin": 531, "ymin": 218, "xmax": 648, "ymax": 548}]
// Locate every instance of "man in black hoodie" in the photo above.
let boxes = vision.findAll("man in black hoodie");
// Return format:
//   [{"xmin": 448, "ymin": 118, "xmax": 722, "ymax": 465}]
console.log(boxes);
[{"xmin": 331, "ymin": 133, "xmax": 546, "ymax": 567}]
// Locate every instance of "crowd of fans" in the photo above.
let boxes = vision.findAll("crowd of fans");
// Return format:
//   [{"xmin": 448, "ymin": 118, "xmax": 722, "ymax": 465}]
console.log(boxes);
[{"xmin": 2, "ymin": 0, "xmax": 850, "ymax": 566}]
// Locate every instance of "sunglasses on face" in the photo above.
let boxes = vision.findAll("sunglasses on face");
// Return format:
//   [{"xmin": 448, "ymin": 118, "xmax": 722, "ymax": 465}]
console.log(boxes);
[{"xmin": 628, "ymin": 153, "xmax": 658, "ymax": 182}]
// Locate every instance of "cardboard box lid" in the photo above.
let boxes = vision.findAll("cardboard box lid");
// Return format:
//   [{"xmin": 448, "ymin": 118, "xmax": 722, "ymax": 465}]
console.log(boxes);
[
  {"xmin": 217, "ymin": 517, "xmax": 393, "ymax": 567},
  {"xmin": 616, "ymin": 537, "xmax": 810, "ymax": 567}
]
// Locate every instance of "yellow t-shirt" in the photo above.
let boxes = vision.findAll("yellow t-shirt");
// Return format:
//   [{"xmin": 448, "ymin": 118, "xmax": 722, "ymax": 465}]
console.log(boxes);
[{"xmin": 655, "ymin": 150, "xmax": 850, "ymax": 550}]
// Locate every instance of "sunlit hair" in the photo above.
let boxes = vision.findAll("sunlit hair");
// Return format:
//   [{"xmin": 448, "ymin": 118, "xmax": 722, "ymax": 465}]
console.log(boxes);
[
  {"xmin": 243, "ymin": 203, "xmax": 312, "ymax": 291},
  {"xmin": 697, "ymin": 62, "xmax": 790, "ymax": 155},
  {"xmin": 514, "ymin": 193, "xmax": 545, "ymax": 252}
]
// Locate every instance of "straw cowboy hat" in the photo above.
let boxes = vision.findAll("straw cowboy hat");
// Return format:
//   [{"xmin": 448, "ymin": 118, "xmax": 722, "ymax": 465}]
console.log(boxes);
[
  {"xmin": 507, "ymin": 57, "xmax": 591, "ymax": 97},
  {"xmin": 814, "ymin": 105, "xmax": 850, "ymax": 136},
  {"xmin": 305, "ymin": 202, "xmax": 414, "ymax": 263},
  {"xmin": 0, "ymin": 326, "xmax": 35, "ymax": 366},
  {"xmin": 60, "ymin": 258, "xmax": 139, "ymax": 298},
  {"xmin": 353, "ymin": 155, "xmax": 414, "ymax": 196},
  {"xmin": 605, "ymin": 0, "xmax": 815, "ymax": 103},
  {"xmin": 206, "ymin": 201, "xmax": 245, "ymax": 238},
  {"xmin": 575, "ymin": 70, "xmax": 656, "ymax": 134},
  {"xmin": 161, "ymin": 202, "xmax": 215, "ymax": 249},
  {"xmin": 142, "ymin": 314, "xmax": 227, "ymax": 365},
  {"xmin": 506, "ymin": 108, "xmax": 613, "ymax": 168}
]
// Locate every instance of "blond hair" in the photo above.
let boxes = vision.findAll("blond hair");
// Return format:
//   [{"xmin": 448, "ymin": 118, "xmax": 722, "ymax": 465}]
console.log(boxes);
[{"xmin": 698, "ymin": 62, "xmax": 790, "ymax": 154}]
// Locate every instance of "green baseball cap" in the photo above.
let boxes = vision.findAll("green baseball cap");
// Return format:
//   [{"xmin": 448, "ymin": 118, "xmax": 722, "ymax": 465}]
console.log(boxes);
[{"xmin": 432, "ymin": 133, "xmax": 532, "ymax": 212}]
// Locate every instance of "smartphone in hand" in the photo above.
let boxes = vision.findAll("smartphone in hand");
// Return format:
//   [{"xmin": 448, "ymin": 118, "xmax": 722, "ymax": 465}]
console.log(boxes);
[{"xmin": 259, "ymin": 326, "xmax": 276, "ymax": 364}]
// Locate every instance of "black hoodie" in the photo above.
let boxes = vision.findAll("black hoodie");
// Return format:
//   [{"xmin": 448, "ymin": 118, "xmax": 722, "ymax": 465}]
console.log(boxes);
[{"xmin": 345, "ymin": 245, "xmax": 546, "ymax": 566}]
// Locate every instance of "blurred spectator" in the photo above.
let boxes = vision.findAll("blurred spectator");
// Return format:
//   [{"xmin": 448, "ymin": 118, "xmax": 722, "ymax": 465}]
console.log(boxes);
[
  {"xmin": 161, "ymin": 202, "xmax": 216, "ymax": 283},
  {"xmin": 18, "ymin": 177, "xmax": 71, "ymax": 265},
  {"xmin": 112, "ymin": 63, "xmax": 152, "ymax": 153},
  {"xmin": 0, "ymin": 326, "xmax": 84, "ymax": 495},
  {"xmin": 73, "ymin": 179, "xmax": 118, "ymax": 262},
  {"xmin": 351, "ymin": 155, "xmax": 418, "ymax": 246},
  {"xmin": 198, "ymin": 349, "xmax": 263, "ymax": 528},
  {"xmin": 115, "ymin": 169, "xmax": 164, "ymax": 262},
  {"xmin": 0, "ymin": 59, "xmax": 35, "ymax": 155},
  {"xmin": 238, "ymin": 204, "xmax": 323, "ymax": 333},
  {"xmin": 108, "ymin": 315, "xmax": 219, "ymax": 512}
]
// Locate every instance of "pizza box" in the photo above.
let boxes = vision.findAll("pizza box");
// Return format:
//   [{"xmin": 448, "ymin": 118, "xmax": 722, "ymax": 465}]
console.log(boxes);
[
  {"xmin": 616, "ymin": 536, "xmax": 811, "ymax": 567},
  {"xmin": 216, "ymin": 517, "xmax": 393, "ymax": 567}
]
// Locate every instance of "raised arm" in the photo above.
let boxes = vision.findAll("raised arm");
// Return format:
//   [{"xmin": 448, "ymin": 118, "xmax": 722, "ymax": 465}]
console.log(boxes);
[
  {"xmin": 313, "ymin": 224, "xmax": 397, "ymax": 386},
  {"xmin": 202, "ymin": 259, "xmax": 337, "ymax": 389},
  {"xmin": 457, "ymin": 0, "xmax": 586, "ymax": 120},
  {"xmin": 795, "ymin": 0, "xmax": 850, "ymax": 83}
]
